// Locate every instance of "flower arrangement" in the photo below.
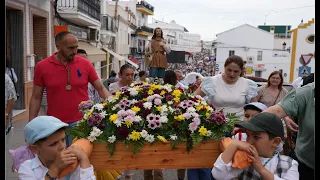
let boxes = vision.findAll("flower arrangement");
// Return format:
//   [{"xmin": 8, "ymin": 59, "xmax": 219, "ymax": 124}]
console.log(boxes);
[{"xmin": 69, "ymin": 83, "xmax": 240, "ymax": 156}]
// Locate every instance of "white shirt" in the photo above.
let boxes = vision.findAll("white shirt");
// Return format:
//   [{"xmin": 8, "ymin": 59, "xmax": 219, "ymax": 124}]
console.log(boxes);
[
  {"xmin": 212, "ymin": 154, "xmax": 299, "ymax": 180},
  {"xmin": 109, "ymin": 81, "xmax": 121, "ymax": 94},
  {"xmin": 18, "ymin": 155, "xmax": 96, "ymax": 180}
]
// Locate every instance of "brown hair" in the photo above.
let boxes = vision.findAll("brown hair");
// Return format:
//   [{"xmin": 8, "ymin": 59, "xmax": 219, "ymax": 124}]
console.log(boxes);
[
  {"xmin": 267, "ymin": 71, "xmax": 283, "ymax": 90},
  {"xmin": 224, "ymin": 55, "xmax": 244, "ymax": 70}
]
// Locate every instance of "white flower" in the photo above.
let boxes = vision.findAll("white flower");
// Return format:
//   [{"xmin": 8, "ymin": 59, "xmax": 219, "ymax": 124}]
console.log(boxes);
[
  {"xmin": 107, "ymin": 135, "xmax": 116, "ymax": 143},
  {"xmin": 100, "ymin": 111, "xmax": 107, "ymax": 118},
  {"xmin": 93, "ymin": 103, "xmax": 104, "ymax": 111},
  {"xmin": 87, "ymin": 135, "xmax": 96, "ymax": 142},
  {"xmin": 207, "ymin": 107, "xmax": 213, "ymax": 112},
  {"xmin": 112, "ymin": 106, "xmax": 117, "ymax": 111},
  {"xmin": 161, "ymin": 105, "xmax": 168, "ymax": 113},
  {"xmin": 130, "ymin": 99, "xmax": 138, "ymax": 105},
  {"xmin": 128, "ymin": 88, "xmax": 139, "ymax": 96},
  {"xmin": 130, "ymin": 83, "xmax": 135, "ymax": 87},
  {"xmin": 167, "ymin": 101, "xmax": 173, "ymax": 105},
  {"xmin": 201, "ymin": 100, "xmax": 207, "ymax": 106},
  {"xmin": 162, "ymin": 84, "xmax": 173, "ymax": 92},
  {"xmin": 90, "ymin": 128, "xmax": 103, "ymax": 138},
  {"xmin": 134, "ymin": 115, "xmax": 142, "ymax": 122},
  {"xmin": 168, "ymin": 106, "xmax": 174, "ymax": 113},
  {"xmin": 143, "ymin": 102, "xmax": 153, "ymax": 109},
  {"xmin": 170, "ymin": 135, "xmax": 178, "ymax": 140},
  {"xmin": 160, "ymin": 116, "xmax": 168, "ymax": 123},
  {"xmin": 140, "ymin": 130, "xmax": 149, "ymax": 138},
  {"xmin": 196, "ymin": 95, "xmax": 203, "ymax": 100},
  {"xmin": 108, "ymin": 96, "xmax": 115, "ymax": 102},
  {"xmin": 145, "ymin": 134, "xmax": 155, "ymax": 143},
  {"xmin": 206, "ymin": 130, "xmax": 212, "ymax": 137},
  {"xmin": 187, "ymin": 107, "xmax": 196, "ymax": 113},
  {"xmin": 114, "ymin": 119, "xmax": 122, "ymax": 127}
]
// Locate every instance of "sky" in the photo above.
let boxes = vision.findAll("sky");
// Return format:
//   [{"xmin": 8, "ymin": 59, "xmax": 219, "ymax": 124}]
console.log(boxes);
[{"xmin": 143, "ymin": 0, "xmax": 315, "ymax": 41}]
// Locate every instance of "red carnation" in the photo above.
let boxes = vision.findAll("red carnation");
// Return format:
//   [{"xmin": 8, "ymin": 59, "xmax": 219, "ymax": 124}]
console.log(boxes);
[{"xmin": 117, "ymin": 126, "xmax": 129, "ymax": 140}]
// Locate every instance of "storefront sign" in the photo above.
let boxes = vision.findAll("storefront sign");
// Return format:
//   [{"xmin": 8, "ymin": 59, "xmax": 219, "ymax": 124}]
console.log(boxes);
[
  {"xmin": 68, "ymin": 25, "xmax": 88, "ymax": 40},
  {"xmin": 252, "ymin": 64, "xmax": 266, "ymax": 71}
]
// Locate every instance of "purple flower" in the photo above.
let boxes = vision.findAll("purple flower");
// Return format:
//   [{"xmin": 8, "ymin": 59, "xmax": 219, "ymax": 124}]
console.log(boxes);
[
  {"xmin": 148, "ymin": 121, "xmax": 157, "ymax": 130},
  {"xmin": 78, "ymin": 100, "xmax": 94, "ymax": 111},
  {"xmin": 192, "ymin": 117, "xmax": 201, "ymax": 125},
  {"xmin": 174, "ymin": 109, "xmax": 181, "ymax": 115},
  {"xmin": 87, "ymin": 112, "xmax": 103, "ymax": 127},
  {"xmin": 206, "ymin": 112, "xmax": 226, "ymax": 125}
]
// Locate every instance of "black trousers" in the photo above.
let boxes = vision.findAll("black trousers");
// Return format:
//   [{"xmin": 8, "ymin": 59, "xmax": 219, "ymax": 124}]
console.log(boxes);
[{"xmin": 298, "ymin": 160, "xmax": 314, "ymax": 180}]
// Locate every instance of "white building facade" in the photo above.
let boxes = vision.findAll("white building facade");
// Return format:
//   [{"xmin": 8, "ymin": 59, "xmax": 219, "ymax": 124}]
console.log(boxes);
[
  {"xmin": 215, "ymin": 24, "xmax": 291, "ymax": 82},
  {"xmin": 289, "ymin": 18, "xmax": 315, "ymax": 82},
  {"xmin": 148, "ymin": 19, "xmax": 202, "ymax": 53}
]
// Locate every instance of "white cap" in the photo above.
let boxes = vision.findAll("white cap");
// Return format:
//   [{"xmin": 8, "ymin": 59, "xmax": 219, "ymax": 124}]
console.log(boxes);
[{"xmin": 243, "ymin": 102, "xmax": 268, "ymax": 112}]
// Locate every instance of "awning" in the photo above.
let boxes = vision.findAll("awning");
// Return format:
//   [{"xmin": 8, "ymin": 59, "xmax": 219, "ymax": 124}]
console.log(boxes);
[
  {"xmin": 102, "ymin": 47, "xmax": 126, "ymax": 61},
  {"xmin": 125, "ymin": 58, "xmax": 139, "ymax": 69},
  {"xmin": 78, "ymin": 41, "xmax": 106, "ymax": 63}
]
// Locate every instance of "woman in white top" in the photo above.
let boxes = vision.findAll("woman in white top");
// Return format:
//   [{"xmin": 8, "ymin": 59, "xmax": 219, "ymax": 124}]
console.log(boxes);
[
  {"xmin": 6, "ymin": 57, "xmax": 18, "ymax": 83},
  {"xmin": 194, "ymin": 55, "xmax": 258, "ymax": 119},
  {"xmin": 109, "ymin": 64, "xmax": 135, "ymax": 94}
]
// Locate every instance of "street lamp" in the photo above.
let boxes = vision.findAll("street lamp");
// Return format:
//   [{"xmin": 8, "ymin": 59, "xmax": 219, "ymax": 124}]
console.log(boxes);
[{"xmin": 282, "ymin": 42, "xmax": 286, "ymax": 51}]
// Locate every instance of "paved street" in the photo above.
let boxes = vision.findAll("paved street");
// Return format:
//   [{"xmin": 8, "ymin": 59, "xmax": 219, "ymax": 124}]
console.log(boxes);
[{"xmin": 5, "ymin": 119, "xmax": 188, "ymax": 180}]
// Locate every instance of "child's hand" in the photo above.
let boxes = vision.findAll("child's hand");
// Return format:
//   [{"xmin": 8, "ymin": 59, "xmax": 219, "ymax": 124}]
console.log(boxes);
[
  {"xmin": 247, "ymin": 145, "xmax": 264, "ymax": 172},
  {"xmin": 235, "ymin": 140, "xmax": 251, "ymax": 151},
  {"xmin": 68, "ymin": 146, "xmax": 87, "ymax": 161},
  {"xmin": 53, "ymin": 149, "xmax": 77, "ymax": 170}
]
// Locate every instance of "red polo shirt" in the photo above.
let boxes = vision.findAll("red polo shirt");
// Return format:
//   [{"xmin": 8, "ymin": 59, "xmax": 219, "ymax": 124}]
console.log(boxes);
[{"xmin": 34, "ymin": 52, "xmax": 98, "ymax": 123}]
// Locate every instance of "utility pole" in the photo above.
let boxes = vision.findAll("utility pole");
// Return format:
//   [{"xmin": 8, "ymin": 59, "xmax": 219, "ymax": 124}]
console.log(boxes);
[{"xmin": 114, "ymin": 0, "xmax": 118, "ymax": 22}]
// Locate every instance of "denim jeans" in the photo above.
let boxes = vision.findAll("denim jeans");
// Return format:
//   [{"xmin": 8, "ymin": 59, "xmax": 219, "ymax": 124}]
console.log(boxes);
[
  {"xmin": 66, "ymin": 121, "xmax": 80, "ymax": 147},
  {"xmin": 149, "ymin": 67, "xmax": 166, "ymax": 78},
  {"xmin": 187, "ymin": 168, "xmax": 212, "ymax": 180}
]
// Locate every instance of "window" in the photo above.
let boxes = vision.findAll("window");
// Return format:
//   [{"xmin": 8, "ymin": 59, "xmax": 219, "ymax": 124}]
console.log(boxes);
[
  {"xmin": 229, "ymin": 50, "xmax": 235, "ymax": 56},
  {"xmin": 255, "ymin": 71, "xmax": 262, "ymax": 77},
  {"xmin": 257, "ymin": 51, "xmax": 263, "ymax": 61}
]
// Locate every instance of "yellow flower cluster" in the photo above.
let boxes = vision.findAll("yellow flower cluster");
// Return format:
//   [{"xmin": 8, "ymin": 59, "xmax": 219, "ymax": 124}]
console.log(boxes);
[
  {"xmin": 109, "ymin": 114, "xmax": 118, "ymax": 122},
  {"xmin": 198, "ymin": 126, "xmax": 207, "ymax": 136},
  {"xmin": 157, "ymin": 135, "xmax": 167, "ymax": 143},
  {"xmin": 174, "ymin": 115, "xmax": 185, "ymax": 121},
  {"xmin": 129, "ymin": 131, "xmax": 141, "ymax": 141}
]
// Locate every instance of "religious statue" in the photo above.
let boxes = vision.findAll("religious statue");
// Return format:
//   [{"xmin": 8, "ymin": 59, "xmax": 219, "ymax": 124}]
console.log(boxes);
[{"xmin": 145, "ymin": 27, "xmax": 171, "ymax": 84}]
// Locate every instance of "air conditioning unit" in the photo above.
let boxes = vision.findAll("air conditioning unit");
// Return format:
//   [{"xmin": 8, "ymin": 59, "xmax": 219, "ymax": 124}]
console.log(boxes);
[
  {"xmin": 89, "ymin": 28, "xmax": 100, "ymax": 42},
  {"xmin": 247, "ymin": 56, "xmax": 254, "ymax": 63}
]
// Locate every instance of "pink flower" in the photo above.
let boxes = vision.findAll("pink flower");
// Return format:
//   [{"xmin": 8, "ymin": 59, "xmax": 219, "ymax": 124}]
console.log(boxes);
[
  {"xmin": 126, "ymin": 110, "xmax": 136, "ymax": 117},
  {"xmin": 183, "ymin": 113, "xmax": 192, "ymax": 120},
  {"xmin": 154, "ymin": 98, "xmax": 162, "ymax": 105},
  {"xmin": 117, "ymin": 110, "xmax": 127, "ymax": 119},
  {"xmin": 188, "ymin": 121, "xmax": 199, "ymax": 132},
  {"xmin": 193, "ymin": 117, "xmax": 201, "ymax": 125}
]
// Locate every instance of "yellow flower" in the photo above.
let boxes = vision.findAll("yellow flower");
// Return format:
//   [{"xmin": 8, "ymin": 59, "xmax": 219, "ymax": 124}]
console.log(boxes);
[
  {"xmin": 156, "ymin": 106, "xmax": 162, "ymax": 112},
  {"xmin": 129, "ymin": 131, "xmax": 141, "ymax": 141},
  {"xmin": 199, "ymin": 126, "xmax": 207, "ymax": 136},
  {"xmin": 102, "ymin": 103, "xmax": 107, "ymax": 107},
  {"xmin": 109, "ymin": 114, "xmax": 118, "ymax": 122},
  {"xmin": 115, "ymin": 91, "xmax": 122, "ymax": 97},
  {"xmin": 125, "ymin": 121, "xmax": 133, "ymax": 128},
  {"xmin": 206, "ymin": 113, "xmax": 210, "ymax": 118},
  {"xmin": 173, "ymin": 97, "xmax": 180, "ymax": 102},
  {"xmin": 150, "ymin": 84, "xmax": 161, "ymax": 90},
  {"xmin": 143, "ymin": 98, "xmax": 148, "ymax": 102},
  {"xmin": 160, "ymin": 90, "xmax": 166, "ymax": 95},
  {"xmin": 172, "ymin": 89, "xmax": 182, "ymax": 97},
  {"xmin": 84, "ymin": 112, "xmax": 92, "ymax": 120},
  {"xmin": 148, "ymin": 89, "xmax": 154, "ymax": 95},
  {"xmin": 157, "ymin": 135, "xmax": 167, "ymax": 143},
  {"xmin": 131, "ymin": 106, "xmax": 140, "ymax": 113},
  {"xmin": 174, "ymin": 115, "xmax": 185, "ymax": 121},
  {"xmin": 205, "ymin": 105, "xmax": 210, "ymax": 110},
  {"xmin": 196, "ymin": 105, "xmax": 203, "ymax": 111}
]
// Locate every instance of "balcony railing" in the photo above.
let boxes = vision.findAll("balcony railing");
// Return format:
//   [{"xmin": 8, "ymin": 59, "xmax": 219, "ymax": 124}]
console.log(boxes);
[
  {"xmin": 57, "ymin": 0, "xmax": 101, "ymax": 22},
  {"xmin": 101, "ymin": 15, "xmax": 117, "ymax": 32},
  {"xmin": 136, "ymin": 1, "xmax": 154, "ymax": 15},
  {"xmin": 274, "ymin": 33, "xmax": 291, "ymax": 38},
  {"xmin": 136, "ymin": 25, "xmax": 154, "ymax": 35}
]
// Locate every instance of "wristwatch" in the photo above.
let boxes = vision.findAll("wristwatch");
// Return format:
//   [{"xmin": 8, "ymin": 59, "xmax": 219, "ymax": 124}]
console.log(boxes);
[{"xmin": 46, "ymin": 172, "xmax": 57, "ymax": 180}]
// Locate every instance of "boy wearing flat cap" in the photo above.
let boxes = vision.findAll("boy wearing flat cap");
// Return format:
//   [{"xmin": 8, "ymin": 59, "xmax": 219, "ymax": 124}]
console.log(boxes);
[
  {"xmin": 212, "ymin": 112, "xmax": 299, "ymax": 180},
  {"xmin": 18, "ymin": 116, "xmax": 96, "ymax": 180}
]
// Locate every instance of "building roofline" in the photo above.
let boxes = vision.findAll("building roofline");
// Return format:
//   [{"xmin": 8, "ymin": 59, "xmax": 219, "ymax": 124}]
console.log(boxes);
[{"xmin": 216, "ymin": 24, "xmax": 274, "ymax": 37}]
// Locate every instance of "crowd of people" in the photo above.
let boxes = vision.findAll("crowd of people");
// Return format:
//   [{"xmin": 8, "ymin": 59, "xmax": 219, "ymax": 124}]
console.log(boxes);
[{"xmin": 5, "ymin": 29, "xmax": 314, "ymax": 180}]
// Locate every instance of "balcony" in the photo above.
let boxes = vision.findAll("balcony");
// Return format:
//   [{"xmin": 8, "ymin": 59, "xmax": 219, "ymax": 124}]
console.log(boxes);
[
  {"xmin": 274, "ymin": 33, "xmax": 291, "ymax": 38},
  {"xmin": 136, "ymin": 26, "xmax": 153, "ymax": 36},
  {"xmin": 136, "ymin": 1, "xmax": 154, "ymax": 15},
  {"xmin": 101, "ymin": 15, "xmax": 117, "ymax": 33},
  {"xmin": 56, "ymin": 0, "xmax": 101, "ymax": 27}
]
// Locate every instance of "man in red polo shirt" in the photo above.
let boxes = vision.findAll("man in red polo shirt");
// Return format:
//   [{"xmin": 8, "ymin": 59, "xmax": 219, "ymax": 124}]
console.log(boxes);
[{"xmin": 29, "ymin": 31, "xmax": 110, "ymax": 146}]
